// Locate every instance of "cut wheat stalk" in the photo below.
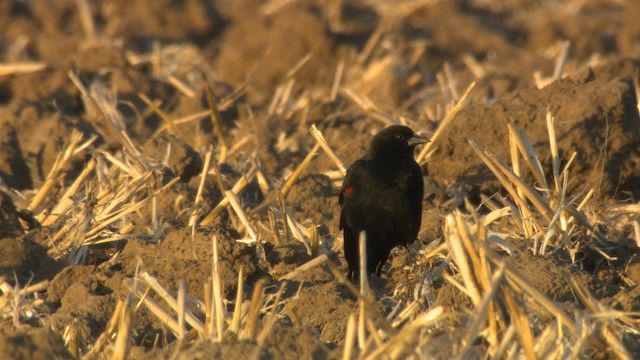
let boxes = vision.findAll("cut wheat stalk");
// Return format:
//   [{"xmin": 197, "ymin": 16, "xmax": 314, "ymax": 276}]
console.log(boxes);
[
  {"xmin": 443, "ymin": 62, "xmax": 460, "ymax": 100},
  {"xmin": 203, "ymin": 78, "xmax": 229, "ymax": 162},
  {"xmin": 560, "ymin": 152, "xmax": 578, "ymax": 188},
  {"xmin": 204, "ymin": 280, "xmax": 213, "ymax": 339},
  {"xmin": 0, "ymin": 62, "xmax": 48, "ymax": 76},
  {"xmin": 0, "ymin": 280, "xmax": 49, "ymax": 297},
  {"xmin": 29, "ymin": 130, "xmax": 84, "ymax": 216},
  {"xmin": 360, "ymin": 55, "xmax": 394, "ymax": 89},
  {"xmin": 457, "ymin": 210, "xmax": 488, "ymax": 284},
  {"xmin": 271, "ymin": 79, "xmax": 296, "ymax": 116},
  {"xmin": 631, "ymin": 74, "xmax": 640, "ymax": 123},
  {"xmin": 138, "ymin": 93, "xmax": 196, "ymax": 148},
  {"xmin": 309, "ymin": 224, "xmax": 319, "ymax": 257},
  {"xmin": 75, "ymin": 0, "xmax": 97, "ymax": 42},
  {"xmin": 540, "ymin": 198, "xmax": 570, "ymax": 256},
  {"xmin": 74, "ymin": 135, "xmax": 99, "ymax": 156},
  {"xmin": 230, "ymin": 267, "xmax": 244, "ymax": 335},
  {"xmin": 442, "ymin": 272, "xmax": 473, "ymax": 300},
  {"xmin": 92, "ymin": 171, "xmax": 154, "ymax": 221},
  {"xmin": 240, "ymin": 279, "xmax": 265, "ymax": 340},
  {"xmin": 287, "ymin": 52, "xmax": 313, "ymax": 78},
  {"xmin": 151, "ymin": 41, "xmax": 162, "ymax": 77},
  {"xmin": 478, "ymin": 232, "xmax": 501, "ymax": 349},
  {"xmin": 211, "ymin": 235, "xmax": 225, "ymax": 341},
  {"xmin": 468, "ymin": 206, "xmax": 512, "ymax": 234},
  {"xmin": 502, "ymin": 285, "xmax": 536, "ymax": 360},
  {"xmin": 417, "ymin": 81, "xmax": 476, "ymax": 164},
  {"xmin": 533, "ymin": 322, "xmax": 564, "ymax": 359},
  {"xmin": 257, "ymin": 282, "xmax": 286, "ymax": 345},
  {"xmin": 268, "ymin": 85, "xmax": 284, "ymax": 115},
  {"xmin": 452, "ymin": 208, "xmax": 499, "ymax": 347},
  {"xmin": 562, "ymin": 316, "xmax": 588, "ymax": 359},
  {"xmin": 479, "ymin": 243, "xmax": 577, "ymax": 333},
  {"xmin": 552, "ymin": 41, "xmax": 571, "ymax": 80},
  {"xmin": 564, "ymin": 204, "xmax": 611, "ymax": 245},
  {"xmin": 275, "ymin": 193, "xmax": 291, "ymax": 243},
  {"xmin": 87, "ymin": 177, "xmax": 180, "ymax": 239},
  {"xmin": 123, "ymin": 279, "xmax": 181, "ymax": 336},
  {"xmin": 188, "ymin": 147, "xmax": 213, "ymax": 227},
  {"xmin": 341, "ymin": 88, "xmax": 396, "ymax": 127},
  {"xmin": 358, "ymin": 20, "xmax": 387, "ymax": 65},
  {"xmin": 364, "ymin": 317, "xmax": 386, "ymax": 354},
  {"xmin": 364, "ymin": 306, "xmax": 445, "ymax": 360},
  {"xmin": 200, "ymin": 166, "xmax": 257, "ymax": 226},
  {"xmin": 342, "ymin": 313, "xmax": 358, "ymax": 360},
  {"xmin": 358, "ymin": 231, "xmax": 368, "ymax": 350},
  {"xmin": 87, "ymin": 180, "xmax": 152, "ymax": 228},
  {"xmin": 94, "ymin": 150, "xmax": 138, "ymax": 178},
  {"xmin": 509, "ymin": 125, "xmax": 533, "ymax": 237},
  {"xmin": 331, "ymin": 60, "xmax": 345, "ymax": 102},
  {"xmin": 391, "ymin": 301, "xmax": 421, "ymax": 328},
  {"xmin": 112, "ymin": 297, "xmax": 133, "ymax": 360},
  {"xmin": 487, "ymin": 149, "xmax": 557, "ymax": 226},
  {"xmin": 153, "ymin": 110, "xmax": 217, "ymax": 140},
  {"xmin": 69, "ymin": 72, "xmax": 149, "ymax": 174},
  {"xmin": 138, "ymin": 272, "xmax": 204, "ymax": 334},
  {"xmin": 279, "ymin": 254, "xmax": 328, "ymax": 280},
  {"xmin": 256, "ymin": 169, "xmax": 270, "ymax": 195},
  {"xmin": 267, "ymin": 211, "xmax": 281, "ymax": 245},
  {"xmin": 84, "ymin": 298, "xmax": 125, "ymax": 357},
  {"xmin": 226, "ymin": 190, "xmax": 258, "ymax": 243},
  {"xmin": 445, "ymin": 214, "xmax": 481, "ymax": 305},
  {"xmin": 547, "ymin": 112, "xmax": 568, "ymax": 232},
  {"xmin": 462, "ymin": 53, "xmax": 486, "ymax": 79},
  {"xmin": 177, "ymin": 280, "xmax": 186, "ymax": 339},
  {"xmin": 506, "ymin": 122, "xmax": 548, "ymax": 189},
  {"xmin": 310, "ymin": 124, "xmax": 346, "ymax": 175},
  {"xmin": 42, "ymin": 159, "xmax": 96, "ymax": 227},
  {"xmin": 458, "ymin": 262, "xmax": 506, "ymax": 359},
  {"xmin": 280, "ymin": 80, "xmax": 297, "ymax": 117},
  {"xmin": 476, "ymin": 123, "xmax": 612, "ymax": 255},
  {"xmin": 281, "ymin": 209, "xmax": 312, "ymax": 255},
  {"xmin": 281, "ymin": 143, "xmax": 320, "ymax": 197},
  {"xmin": 568, "ymin": 279, "xmax": 631, "ymax": 359},
  {"xmin": 167, "ymin": 75, "xmax": 197, "ymax": 98},
  {"xmin": 470, "ymin": 139, "xmax": 551, "ymax": 234},
  {"xmin": 492, "ymin": 323, "xmax": 516, "ymax": 359}
]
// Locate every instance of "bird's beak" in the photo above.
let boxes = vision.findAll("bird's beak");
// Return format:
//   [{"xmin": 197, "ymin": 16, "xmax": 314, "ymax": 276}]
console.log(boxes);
[{"xmin": 408, "ymin": 134, "xmax": 430, "ymax": 146}]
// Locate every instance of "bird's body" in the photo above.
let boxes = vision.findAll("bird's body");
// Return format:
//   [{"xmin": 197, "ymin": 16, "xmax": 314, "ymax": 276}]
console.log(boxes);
[{"xmin": 339, "ymin": 125, "xmax": 427, "ymax": 279}]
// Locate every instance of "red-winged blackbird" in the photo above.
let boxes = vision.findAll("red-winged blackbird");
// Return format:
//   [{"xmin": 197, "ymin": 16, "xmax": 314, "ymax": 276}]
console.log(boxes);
[{"xmin": 339, "ymin": 125, "xmax": 428, "ymax": 279}]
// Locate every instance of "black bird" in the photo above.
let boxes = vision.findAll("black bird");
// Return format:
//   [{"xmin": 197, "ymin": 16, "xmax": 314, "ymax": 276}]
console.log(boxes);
[{"xmin": 339, "ymin": 125, "xmax": 428, "ymax": 279}]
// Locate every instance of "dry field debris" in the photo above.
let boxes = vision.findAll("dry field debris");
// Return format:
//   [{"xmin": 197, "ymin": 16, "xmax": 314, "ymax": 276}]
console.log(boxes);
[{"xmin": 1, "ymin": 0, "xmax": 640, "ymax": 359}]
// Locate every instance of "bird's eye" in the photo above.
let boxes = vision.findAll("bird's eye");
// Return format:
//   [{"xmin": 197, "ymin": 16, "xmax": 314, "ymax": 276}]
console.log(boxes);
[{"xmin": 394, "ymin": 134, "xmax": 403, "ymax": 140}]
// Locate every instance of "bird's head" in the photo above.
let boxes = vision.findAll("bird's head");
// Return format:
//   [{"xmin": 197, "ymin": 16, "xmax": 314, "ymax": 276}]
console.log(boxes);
[{"xmin": 367, "ymin": 125, "xmax": 429, "ymax": 159}]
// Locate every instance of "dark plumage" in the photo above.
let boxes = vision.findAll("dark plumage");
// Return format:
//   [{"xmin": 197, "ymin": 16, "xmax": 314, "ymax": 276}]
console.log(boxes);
[{"xmin": 339, "ymin": 125, "xmax": 428, "ymax": 279}]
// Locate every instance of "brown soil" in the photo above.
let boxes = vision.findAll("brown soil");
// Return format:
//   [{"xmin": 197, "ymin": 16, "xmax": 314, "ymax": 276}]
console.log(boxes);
[{"xmin": 1, "ymin": 0, "xmax": 639, "ymax": 359}]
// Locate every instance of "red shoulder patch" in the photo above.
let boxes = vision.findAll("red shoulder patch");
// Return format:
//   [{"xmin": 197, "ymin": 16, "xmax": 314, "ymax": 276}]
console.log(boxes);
[{"xmin": 343, "ymin": 186, "xmax": 355, "ymax": 197}]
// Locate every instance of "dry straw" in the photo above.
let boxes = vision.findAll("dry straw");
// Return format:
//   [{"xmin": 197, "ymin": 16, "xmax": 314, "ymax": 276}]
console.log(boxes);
[
  {"xmin": 417, "ymin": 81, "xmax": 476, "ymax": 164},
  {"xmin": 0, "ymin": 62, "xmax": 47, "ymax": 76},
  {"xmin": 200, "ymin": 165, "xmax": 256, "ymax": 226},
  {"xmin": 472, "ymin": 111, "xmax": 613, "ymax": 257},
  {"xmin": 442, "ymin": 117, "xmax": 638, "ymax": 358},
  {"xmin": 6, "ymin": 3, "xmax": 638, "ymax": 359}
]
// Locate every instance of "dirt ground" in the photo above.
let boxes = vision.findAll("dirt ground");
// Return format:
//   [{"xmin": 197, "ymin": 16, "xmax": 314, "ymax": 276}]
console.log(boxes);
[{"xmin": 1, "ymin": 0, "xmax": 640, "ymax": 359}]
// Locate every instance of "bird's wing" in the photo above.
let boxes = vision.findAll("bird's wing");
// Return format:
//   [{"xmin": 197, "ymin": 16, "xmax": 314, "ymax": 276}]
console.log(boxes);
[{"xmin": 339, "ymin": 160, "xmax": 365, "ymax": 205}]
